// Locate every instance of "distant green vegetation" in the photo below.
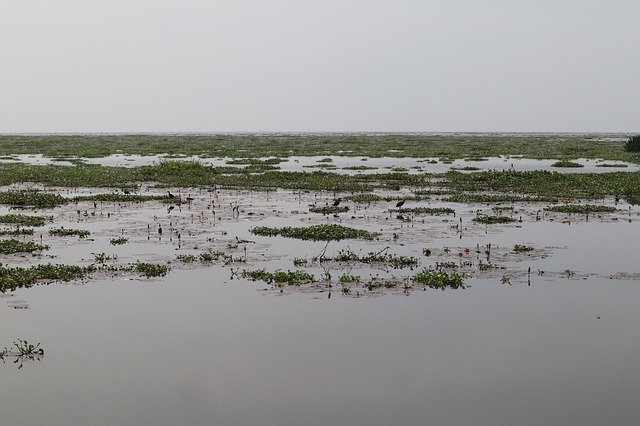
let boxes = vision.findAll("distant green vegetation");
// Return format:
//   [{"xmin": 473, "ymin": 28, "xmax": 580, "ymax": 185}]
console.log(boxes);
[
  {"xmin": 109, "ymin": 237, "xmax": 129, "ymax": 245},
  {"xmin": 513, "ymin": 244, "xmax": 534, "ymax": 253},
  {"xmin": 251, "ymin": 224, "xmax": 379, "ymax": 241},
  {"xmin": 75, "ymin": 193, "xmax": 175, "ymax": 203},
  {"xmin": 0, "ymin": 228, "xmax": 34, "ymax": 236},
  {"xmin": 545, "ymin": 204, "xmax": 617, "ymax": 214},
  {"xmin": 411, "ymin": 268, "xmax": 466, "ymax": 289},
  {"xmin": 390, "ymin": 207, "xmax": 455, "ymax": 215},
  {"xmin": 0, "ymin": 214, "xmax": 49, "ymax": 227},
  {"xmin": 343, "ymin": 193, "xmax": 383, "ymax": 202},
  {"xmin": 0, "ymin": 134, "xmax": 637, "ymax": 163},
  {"xmin": 624, "ymin": 135, "xmax": 640, "ymax": 152},
  {"xmin": 473, "ymin": 215, "xmax": 517, "ymax": 225}
]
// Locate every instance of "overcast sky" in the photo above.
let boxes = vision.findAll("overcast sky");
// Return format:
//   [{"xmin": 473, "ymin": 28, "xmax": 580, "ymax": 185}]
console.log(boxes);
[{"xmin": 0, "ymin": 0, "xmax": 638, "ymax": 133}]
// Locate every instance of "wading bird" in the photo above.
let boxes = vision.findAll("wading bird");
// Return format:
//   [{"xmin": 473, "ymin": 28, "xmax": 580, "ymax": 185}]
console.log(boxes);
[{"xmin": 396, "ymin": 199, "xmax": 405, "ymax": 208}]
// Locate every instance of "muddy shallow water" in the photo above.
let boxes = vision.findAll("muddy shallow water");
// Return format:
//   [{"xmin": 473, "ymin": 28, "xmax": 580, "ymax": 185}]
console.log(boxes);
[{"xmin": 1, "ymin": 183, "xmax": 640, "ymax": 425}]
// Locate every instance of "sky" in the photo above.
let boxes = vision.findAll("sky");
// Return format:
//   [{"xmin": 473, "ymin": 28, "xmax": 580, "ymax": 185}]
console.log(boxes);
[{"xmin": 0, "ymin": 0, "xmax": 638, "ymax": 133}]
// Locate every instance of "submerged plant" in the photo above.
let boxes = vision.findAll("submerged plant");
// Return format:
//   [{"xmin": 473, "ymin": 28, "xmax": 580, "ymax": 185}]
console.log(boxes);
[{"xmin": 251, "ymin": 224, "xmax": 378, "ymax": 241}]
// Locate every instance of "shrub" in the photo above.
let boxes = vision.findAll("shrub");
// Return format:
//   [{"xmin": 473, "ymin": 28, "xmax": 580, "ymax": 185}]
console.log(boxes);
[{"xmin": 624, "ymin": 135, "xmax": 640, "ymax": 152}]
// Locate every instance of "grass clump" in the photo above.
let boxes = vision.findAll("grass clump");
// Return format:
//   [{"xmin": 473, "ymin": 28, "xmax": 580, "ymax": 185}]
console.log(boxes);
[
  {"xmin": 0, "ymin": 191, "xmax": 66, "ymax": 208},
  {"xmin": 472, "ymin": 215, "xmax": 517, "ymax": 225},
  {"xmin": 0, "ymin": 263, "xmax": 87, "ymax": 292},
  {"xmin": 513, "ymin": 244, "xmax": 534, "ymax": 253},
  {"xmin": 411, "ymin": 268, "xmax": 466, "ymax": 290},
  {"xmin": 75, "ymin": 194, "xmax": 175, "ymax": 203},
  {"xmin": 551, "ymin": 160, "xmax": 584, "ymax": 168},
  {"xmin": 390, "ymin": 207, "xmax": 455, "ymax": 215},
  {"xmin": 132, "ymin": 262, "xmax": 169, "ymax": 278},
  {"xmin": 339, "ymin": 274, "xmax": 361, "ymax": 283},
  {"xmin": 0, "ymin": 228, "xmax": 34, "ymax": 236},
  {"xmin": 329, "ymin": 248, "xmax": 418, "ymax": 269},
  {"xmin": 545, "ymin": 204, "xmax": 616, "ymax": 214},
  {"xmin": 110, "ymin": 237, "xmax": 129, "ymax": 245},
  {"xmin": 0, "ymin": 239, "xmax": 49, "ymax": 254},
  {"xmin": 240, "ymin": 269, "xmax": 315, "ymax": 286},
  {"xmin": 343, "ymin": 193, "xmax": 382, "ymax": 203},
  {"xmin": 309, "ymin": 205, "xmax": 349, "ymax": 214},
  {"xmin": 49, "ymin": 227, "xmax": 90, "ymax": 238},
  {"xmin": 0, "ymin": 214, "xmax": 49, "ymax": 227},
  {"xmin": 251, "ymin": 224, "xmax": 379, "ymax": 241}
]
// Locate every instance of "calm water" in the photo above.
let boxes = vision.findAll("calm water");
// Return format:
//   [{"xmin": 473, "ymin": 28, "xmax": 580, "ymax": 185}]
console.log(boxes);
[{"xmin": 1, "ymin": 186, "xmax": 639, "ymax": 425}]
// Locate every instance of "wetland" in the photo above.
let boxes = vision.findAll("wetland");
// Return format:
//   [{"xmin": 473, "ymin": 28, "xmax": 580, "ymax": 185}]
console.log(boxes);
[{"xmin": 1, "ymin": 134, "xmax": 639, "ymax": 426}]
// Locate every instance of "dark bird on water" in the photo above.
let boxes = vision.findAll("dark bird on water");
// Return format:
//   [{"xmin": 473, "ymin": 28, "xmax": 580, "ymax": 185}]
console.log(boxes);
[
  {"xmin": 167, "ymin": 205, "xmax": 175, "ymax": 213},
  {"xmin": 158, "ymin": 225, "xmax": 163, "ymax": 235},
  {"xmin": 396, "ymin": 199, "xmax": 405, "ymax": 208},
  {"xmin": 167, "ymin": 191, "xmax": 175, "ymax": 199},
  {"xmin": 333, "ymin": 198, "xmax": 342, "ymax": 207}
]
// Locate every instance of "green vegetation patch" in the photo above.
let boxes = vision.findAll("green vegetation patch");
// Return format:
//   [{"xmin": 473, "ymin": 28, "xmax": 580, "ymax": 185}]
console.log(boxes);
[
  {"xmin": 240, "ymin": 269, "xmax": 315, "ymax": 286},
  {"xmin": 472, "ymin": 215, "xmax": 517, "ymax": 225},
  {"xmin": 0, "ymin": 228, "xmax": 34, "ymax": 236},
  {"xmin": 411, "ymin": 268, "xmax": 466, "ymax": 290},
  {"xmin": 390, "ymin": 207, "xmax": 455, "ymax": 215},
  {"xmin": 545, "ymin": 204, "xmax": 617, "ymax": 214},
  {"xmin": 251, "ymin": 224, "xmax": 379, "ymax": 241},
  {"xmin": 0, "ymin": 239, "xmax": 49, "ymax": 254},
  {"xmin": 329, "ymin": 248, "xmax": 418, "ymax": 269},
  {"xmin": 0, "ymin": 214, "xmax": 49, "ymax": 227},
  {"xmin": 0, "ymin": 191, "xmax": 66, "ymax": 208},
  {"xmin": 343, "ymin": 193, "xmax": 383, "ymax": 202},
  {"xmin": 551, "ymin": 160, "xmax": 584, "ymax": 168},
  {"xmin": 110, "ymin": 237, "xmax": 129, "ymax": 245},
  {"xmin": 513, "ymin": 244, "xmax": 534, "ymax": 253},
  {"xmin": 132, "ymin": 262, "xmax": 169, "ymax": 278},
  {"xmin": 49, "ymin": 227, "xmax": 90, "ymax": 238},
  {"xmin": 309, "ymin": 206, "xmax": 349, "ymax": 215},
  {"xmin": 0, "ymin": 263, "xmax": 87, "ymax": 293}
]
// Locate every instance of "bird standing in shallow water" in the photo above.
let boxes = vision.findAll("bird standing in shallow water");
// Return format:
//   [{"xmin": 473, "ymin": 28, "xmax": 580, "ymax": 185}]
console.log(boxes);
[
  {"xmin": 396, "ymin": 199, "xmax": 405, "ymax": 208},
  {"xmin": 167, "ymin": 191, "xmax": 175, "ymax": 199},
  {"xmin": 333, "ymin": 198, "xmax": 342, "ymax": 207}
]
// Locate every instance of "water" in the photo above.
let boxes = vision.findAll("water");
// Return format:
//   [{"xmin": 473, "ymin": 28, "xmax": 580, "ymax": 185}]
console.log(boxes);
[{"xmin": 1, "ymin": 184, "xmax": 639, "ymax": 425}]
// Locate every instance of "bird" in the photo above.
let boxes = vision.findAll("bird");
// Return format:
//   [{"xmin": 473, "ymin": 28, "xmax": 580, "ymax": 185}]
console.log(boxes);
[
  {"xmin": 167, "ymin": 205, "xmax": 175, "ymax": 213},
  {"xmin": 167, "ymin": 191, "xmax": 175, "ymax": 199},
  {"xmin": 333, "ymin": 198, "xmax": 342, "ymax": 207},
  {"xmin": 396, "ymin": 199, "xmax": 405, "ymax": 208},
  {"xmin": 158, "ymin": 225, "xmax": 163, "ymax": 235},
  {"xmin": 123, "ymin": 189, "xmax": 131, "ymax": 195}
]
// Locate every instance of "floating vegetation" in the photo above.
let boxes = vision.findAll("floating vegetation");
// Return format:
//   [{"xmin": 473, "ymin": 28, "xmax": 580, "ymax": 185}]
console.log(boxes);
[
  {"xmin": 0, "ymin": 191, "xmax": 66, "ymax": 208},
  {"xmin": 325, "ymin": 248, "xmax": 419, "ymax": 269},
  {"xmin": 0, "ymin": 214, "xmax": 49, "ymax": 227},
  {"xmin": 309, "ymin": 205, "xmax": 350, "ymax": 214},
  {"xmin": 92, "ymin": 252, "xmax": 116, "ymax": 264},
  {"xmin": 513, "ymin": 244, "xmax": 534, "ymax": 253},
  {"xmin": 225, "ymin": 158, "xmax": 283, "ymax": 165},
  {"xmin": 0, "ymin": 239, "xmax": 49, "ymax": 254},
  {"xmin": 0, "ymin": 263, "xmax": 87, "ymax": 292},
  {"xmin": 317, "ymin": 157, "xmax": 334, "ymax": 163},
  {"xmin": 551, "ymin": 160, "xmax": 584, "ymax": 168},
  {"xmin": 472, "ymin": 215, "xmax": 517, "ymax": 225},
  {"xmin": 251, "ymin": 224, "xmax": 379, "ymax": 241},
  {"xmin": 75, "ymin": 193, "xmax": 178, "ymax": 203},
  {"xmin": 240, "ymin": 269, "xmax": 315, "ymax": 286},
  {"xmin": 411, "ymin": 268, "xmax": 466, "ymax": 290},
  {"xmin": 342, "ymin": 165, "xmax": 377, "ymax": 170},
  {"xmin": 132, "ymin": 262, "xmax": 169, "ymax": 278},
  {"xmin": 478, "ymin": 261, "xmax": 503, "ymax": 271},
  {"xmin": 0, "ymin": 228, "xmax": 34, "ymax": 236},
  {"xmin": 450, "ymin": 166, "xmax": 481, "ymax": 171},
  {"xmin": 339, "ymin": 274, "xmax": 361, "ymax": 283},
  {"xmin": 109, "ymin": 237, "xmax": 129, "ymax": 245},
  {"xmin": 442, "ymin": 193, "xmax": 550, "ymax": 203},
  {"xmin": 597, "ymin": 163, "xmax": 628, "ymax": 168},
  {"xmin": 176, "ymin": 251, "xmax": 228, "ymax": 264},
  {"xmin": 343, "ymin": 193, "xmax": 382, "ymax": 203},
  {"xmin": 1, "ymin": 340, "xmax": 45, "ymax": 369},
  {"xmin": 545, "ymin": 204, "xmax": 617, "ymax": 214},
  {"xmin": 390, "ymin": 207, "xmax": 455, "ymax": 215},
  {"xmin": 49, "ymin": 227, "xmax": 90, "ymax": 238},
  {"xmin": 435, "ymin": 261, "xmax": 458, "ymax": 270}
]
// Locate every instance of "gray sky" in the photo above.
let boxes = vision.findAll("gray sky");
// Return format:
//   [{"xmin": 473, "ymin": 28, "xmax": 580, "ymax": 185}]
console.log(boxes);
[{"xmin": 1, "ymin": 0, "xmax": 638, "ymax": 133}]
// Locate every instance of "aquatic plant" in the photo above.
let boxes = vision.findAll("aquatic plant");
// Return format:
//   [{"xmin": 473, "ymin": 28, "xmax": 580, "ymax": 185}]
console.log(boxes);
[
  {"xmin": 0, "ymin": 191, "xmax": 66, "ymax": 208},
  {"xmin": 251, "ymin": 224, "xmax": 379, "ymax": 241},
  {"xmin": 133, "ymin": 262, "xmax": 169, "ymax": 278},
  {"xmin": 110, "ymin": 237, "xmax": 129, "ymax": 245},
  {"xmin": 309, "ymin": 205, "xmax": 350, "ymax": 214},
  {"xmin": 0, "ymin": 228, "xmax": 34, "ymax": 236},
  {"xmin": 240, "ymin": 269, "xmax": 315, "ymax": 286},
  {"xmin": 390, "ymin": 207, "xmax": 455, "ymax": 215},
  {"xmin": 328, "ymin": 248, "xmax": 419, "ymax": 269},
  {"xmin": 343, "ymin": 193, "xmax": 382, "ymax": 202},
  {"xmin": 551, "ymin": 160, "xmax": 584, "ymax": 168},
  {"xmin": 49, "ymin": 227, "xmax": 90, "ymax": 238},
  {"xmin": 411, "ymin": 268, "xmax": 466, "ymax": 290},
  {"xmin": 0, "ymin": 239, "xmax": 49, "ymax": 254},
  {"xmin": 339, "ymin": 274, "xmax": 360, "ymax": 283},
  {"xmin": 75, "ymin": 193, "xmax": 178, "ymax": 203},
  {"xmin": 0, "ymin": 214, "xmax": 49, "ymax": 227},
  {"xmin": 472, "ymin": 215, "xmax": 517, "ymax": 225},
  {"xmin": 513, "ymin": 244, "xmax": 534, "ymax": 253},
  {"xmin": 545, "ymin": 204, "xmax": 617, "ymax": 214},
  {"xmin": 0, "ymin": 263, "xmax": 87, "ymax": 292}
]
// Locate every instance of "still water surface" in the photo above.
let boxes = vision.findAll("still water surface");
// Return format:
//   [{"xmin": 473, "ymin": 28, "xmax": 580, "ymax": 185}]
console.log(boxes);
[{"xmin": 1, "ymin": 269, "xmax": 639, "ymax": 426}]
